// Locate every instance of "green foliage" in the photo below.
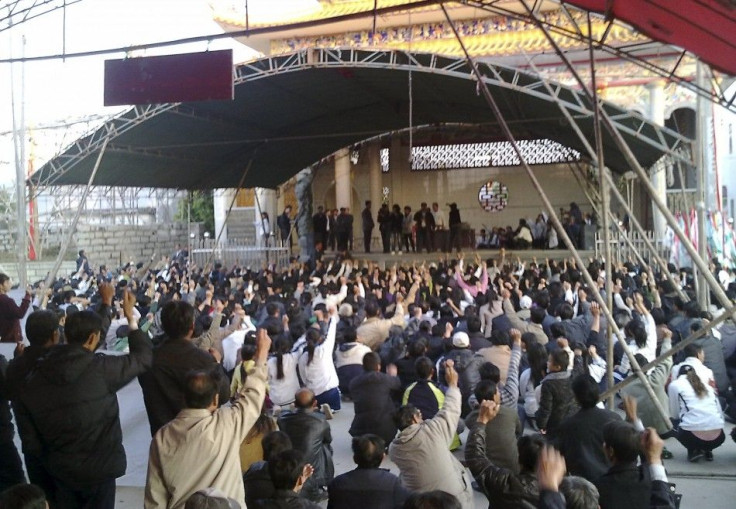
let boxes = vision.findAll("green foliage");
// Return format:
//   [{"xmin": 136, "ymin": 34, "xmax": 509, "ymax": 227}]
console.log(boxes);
[{"xmin": 176, "ymin": 191, "xmax": 215, "ymax": 234}]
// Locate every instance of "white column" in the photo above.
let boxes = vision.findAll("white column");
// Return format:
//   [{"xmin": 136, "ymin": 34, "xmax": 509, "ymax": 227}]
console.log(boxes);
[
  {"xmin": 647, "ymin": 80, "xmax": 667, "ymax": 240},
  {"xmin": 213, "ymin": 188, "xmax": 232, "ymax": 243},
  {"xmin": 335, "ymin": 148, "xmax": 352, "ymax": 211},
  {"xmin": 367, "ymin": 144, "xmax": 383, "ymax": 207}
]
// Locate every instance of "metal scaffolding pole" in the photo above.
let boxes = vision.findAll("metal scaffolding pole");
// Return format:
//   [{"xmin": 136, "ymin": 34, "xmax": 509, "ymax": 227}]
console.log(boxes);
[
  {"xmin": 521, "ymin": 51, "xmax": 690, "ymax": 304},
  {"xmin": 43, "ymin": 139, "xmax": 109, "ymax": 289},
  {"xmin": 441, "ymin": 3, "xmax": 672, "ymax": 427},
  {"xmin": 522, "ymin": 2, "xmax": 732, "ymax": 316},
  {"xmin": 205, "ymin": 159, "xmax": 253, "ymax": 270},
  {"xmin": 587, "ymin": 13, "xmax": 615, "ymax": 408}
]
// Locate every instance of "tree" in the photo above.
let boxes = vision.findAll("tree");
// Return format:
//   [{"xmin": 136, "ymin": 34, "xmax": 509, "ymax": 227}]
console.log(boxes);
[{"xmin": 176, "ymin": 190, "xmax": 215, "ymax": 234}]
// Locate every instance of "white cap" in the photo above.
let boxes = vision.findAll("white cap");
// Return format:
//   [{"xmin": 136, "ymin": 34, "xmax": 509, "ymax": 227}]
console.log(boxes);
[{"xmin": 452, "ymin": 331, "xmax": 470, "ymax": 348}]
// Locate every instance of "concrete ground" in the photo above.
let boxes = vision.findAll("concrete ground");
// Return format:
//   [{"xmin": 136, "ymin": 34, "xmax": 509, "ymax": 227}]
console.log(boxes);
[{"xmin": 109, "ymin": 378, "xmax": 736, "ymax": 508}]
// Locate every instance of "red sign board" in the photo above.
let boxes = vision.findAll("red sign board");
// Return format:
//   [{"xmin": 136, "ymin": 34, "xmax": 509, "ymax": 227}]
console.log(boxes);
[{"xmin": 104, "ymin": 49, "xmax": 233, "ymax": 106}]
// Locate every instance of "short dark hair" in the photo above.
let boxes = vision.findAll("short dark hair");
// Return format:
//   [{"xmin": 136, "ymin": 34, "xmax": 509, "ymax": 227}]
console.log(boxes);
[
  {"xmin": 550, "ymin": 349, "xmax": 569, "ymax": 371},
  {"xmin": 268, "ymin": 449, "xmax": 307, "ymax": 490},
  {"xmin": 161, "ymin": 301, "xmax": 195, "ymax": 339},
  {"xmin": 184, "ymin": 369, "xmax": 220, "ymax": 409},
  {"xmin": 363, "ymin": 351, "xmax": 381, "ymax": 371},
  {"xmin": 414, "ymin": 356, "xmax": 434, "ymax": 379},
  {"xmin": 518, "ymin": 434, "xmax": 546, "ymax": 472},
  {"xmin": 474, "ymin": 380, "xmax": 498, "ymax": 403},
  {"xmin": 403, "ymin": 491, "xmax": 461, "ymax": 509},
  {"xmin": 478, "ymin": 362, "xmax": 500, "ymax": 383},
  {"xmin": 624, "ymin": 319, "xmax": 648, "ymax": 348},
  {"xmin": 352, "ymin": 434, "xmax": 385, "ymax": 468},
  {"xmin": 683, "ymin": 343, "xmax": 703, "ymax": 359},
  {"xmin": 0, "ymin": 273, "xmax": 9, "ymax": 286},
  {"xmin": 394, "ymin": 405, "xmax": 420, "ymax": 430},
  {"xmin": 466, "ymin": 315, "xmax": 481, "ymax": 333},
  {"xmin": 364, "ymin": 299, "xmax": 380, "ymax": 318},
  {"xmin": 603, "ymin": 420, "xmax": 641, "ymax": 463},
  {"xmin": 572, "ymin": 374, "xmax": 599, "ymax": 409},
  {"xmin": 530, "ymin": 307, "xmax": 546, "ymax": 324},
  {"xmin": 262, "ymin": 431, "xmax": 292, "ymax": 462},
  {"xmin": 558, "ymin": 303, "xmax": 574, "ymax": 320},
  {"xmin": 490, "ymin": 329, "xmax": 511, "ymax": 347},
  {"xmin": 560, "ymin": 476, "xmax": 599, "ymax": 509},
  {"xmin": 0, "ymin": 483, "xmax": 47, "ymax": 509},
  {"xmin": 25, "ymin": 310, "xmax": 58, "ymax": 347},
  {"xmin": 64, "ymin": 310, "xmax": 103, "ymax": 346}
]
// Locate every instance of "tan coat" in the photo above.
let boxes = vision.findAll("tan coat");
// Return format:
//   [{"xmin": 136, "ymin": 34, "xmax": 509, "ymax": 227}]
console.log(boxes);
[
  {"xmin": 389, "ymin": 387, "xmax": 474, "ymax": 508},
  {"xmin": 356, "ymin": 303, "xmax": 405, "ymax": 350},
  {"xmin": 144, "ymin": 364, "xmax": 267, "ymax": 509},
  {"xmin": 502, "ymin": 299, "xmax": 549, "ymax": 345}
]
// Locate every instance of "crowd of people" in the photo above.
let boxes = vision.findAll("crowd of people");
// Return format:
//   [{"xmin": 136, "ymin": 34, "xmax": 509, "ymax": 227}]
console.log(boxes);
[{"xmin": 0, "ymin": 245, "xmax": 735, "ymax": 509}]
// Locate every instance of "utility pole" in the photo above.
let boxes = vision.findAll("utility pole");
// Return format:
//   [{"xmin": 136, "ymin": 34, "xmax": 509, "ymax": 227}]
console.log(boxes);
[{"xmin": 10, "ymin": 31, "xmax": 28, "ymax": 288}]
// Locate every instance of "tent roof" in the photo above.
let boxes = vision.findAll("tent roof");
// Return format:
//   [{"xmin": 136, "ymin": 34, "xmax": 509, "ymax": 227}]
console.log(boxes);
[{"xmin": 29, "ymin": 48, "xmax": 692, "ymax": 190}]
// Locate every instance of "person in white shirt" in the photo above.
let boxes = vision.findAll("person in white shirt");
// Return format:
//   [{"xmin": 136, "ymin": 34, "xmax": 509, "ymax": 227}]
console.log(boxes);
[
  {"xmin": 268, "ymin": 336, "xmax": 303, "ymax": 407},
  {"xmin": 299, "ymin": 310, "xmax": 341, "ymax": 412},
  {"xmin": 672, "ymin": 343, "xmax": 716, "ymax": 391},
  {"xmin": 221, "ymin": 314, "xmax": 256, "ymax": 372},
  {"xmin": 668, "ymin": 363, "xmax": 725, "ymax": 462}
]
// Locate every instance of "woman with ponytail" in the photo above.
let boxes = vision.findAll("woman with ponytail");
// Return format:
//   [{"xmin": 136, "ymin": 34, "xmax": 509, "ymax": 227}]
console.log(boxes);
[
  {"xmin": 298, "ymin": 305, "xmax": 341, "ymax": 413},
  {"xmin": 267, "ymin": 336, "xmax": 301, "ymax": 407},
  {"xmin": 668, "ymin": 359, "xmax": 726, "ymax": 462}
]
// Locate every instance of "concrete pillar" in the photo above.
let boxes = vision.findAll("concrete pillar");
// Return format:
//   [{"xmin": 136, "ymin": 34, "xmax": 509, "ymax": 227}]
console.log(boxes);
[
  {"xmin": 367, "ymin": 144, "xmax": 383, "ymax": 207},
  {"xmin": 295, "ymin": 167, "xmax": 315, "ymax": 262},
  {"xmin": 335, "ymin": 148, "xmax": 352, "ymax": 211},
  {"xmin": 647, "ymin": 80, "xmax": 667, "ymax": 240}
]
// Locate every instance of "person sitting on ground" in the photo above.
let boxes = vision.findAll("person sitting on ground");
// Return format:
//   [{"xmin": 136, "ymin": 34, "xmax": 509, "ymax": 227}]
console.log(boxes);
[
  {"xmin": 465, "ymin": 380, "xmax": 522, "ymax": 473},
  {"xmin": 535, "ymin": 446, "xmax": 601, "ymax": 509},
  {"xmin": 535, "ymin": 348, "xmax": 578, "ymax": 440},
  {"xmin": 402, "ymin": 491, "xmax": 462, "ymax": 509},
  {"xmin": 268, "ymin": 336, "xmax": 302, "ymax": 409},
  {"xmin": 557, "ymin": 375, "xmax": 621, "ymax": 482},
  {"xmin": 356, "ymin": 296, "xmax": 406, "ymax": 351},
  {"xmin": 465, "ymin": 400, "xmax": 545, "ymax": 509},
  {"xmin": 389, "ymin": 360, "xmax": 474, "ymax": 508},
  {"xmin": 253, "ymin": 450, "xmax": 321, "ymax": 509},
  {"xmin": 243, "ymin": 431, "xmax": 293, "ymax": 507},
  {"xmin": 298, "ymin": 309, "xmax": 341, "ymax": 413},
  {"xmin": 335, "ymin": 327, "xmax": 372, "ymax": 399},
  {"xmin": 595, "ymin": 421, "xmax": 677, "ymax": 509},
  {"xmin": 277, "ymin": 388, "xmax": 335, "ymax": 502},
  {"xmin": 349, "ymin": 352, "xmax": 401, "ymax": 445},
  {"xmin": 327, "ymin": 434, "xmax": 410, "ymax": 509}
]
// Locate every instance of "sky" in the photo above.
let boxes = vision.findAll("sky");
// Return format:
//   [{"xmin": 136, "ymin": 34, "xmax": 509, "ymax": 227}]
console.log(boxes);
[{"xmin": 0, "ymin": 0, "xmax": 319, "ymax": 186}]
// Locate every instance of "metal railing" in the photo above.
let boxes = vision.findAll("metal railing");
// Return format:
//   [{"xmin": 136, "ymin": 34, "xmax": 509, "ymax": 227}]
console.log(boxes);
[
  {"xmin": 595, "ymin": 230, "xmax": 669, "ymax": 266},
  {"xmin": 190, "ymin": 239, "xmax": 290, "ymax": 269}
]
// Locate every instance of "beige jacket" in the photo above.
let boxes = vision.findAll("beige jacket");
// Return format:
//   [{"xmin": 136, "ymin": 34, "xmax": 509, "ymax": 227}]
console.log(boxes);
[
  {"xmin": 502, "ymin": 299, "xmax": 549, "ymax": 345},
  {"xmin": 144, "ymin": 364, "xmax": 267, "ymax": 509},
  {"xmin": 389, "ymin": 386, "xmax": 474, "ymax": 508},
  {"xmin": 356, "ymin": 303, "xmax": 405, "ymax": 350}
]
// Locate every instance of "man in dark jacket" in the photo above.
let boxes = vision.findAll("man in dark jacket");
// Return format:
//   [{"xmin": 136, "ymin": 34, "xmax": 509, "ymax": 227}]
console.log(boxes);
[
  {"xmin": 277, "ymin": 205, "xmax": 293, "ymax": 252},
  {"xmin": 557, "ymin": 374, "xmax": 621, "ymax": 482},
  {"xmin": 254, "ymin": 450, "xmax": 322, "ymax": 509},
  {"xmin": 595, "ymin": 421, "xmax": 677, "ymax": 509},
  {"xmin": 244, "ymin": 431, "xmax": 293, "ymax": 507},
  {"xmin": 535, "ymin": 348, "xmax": 578, "ymax": 439},
  {"xmin": 439, "ymin": 331, "xmax": 484, "ymax": 416},
  {"xmin": 327, "ymin": 434, "xmax": 410, "ymax": 509},
  {"xmin": 465, "ymin": 380, "xmax": 522, "ymax": 474},
  {"xmin": 348, "ymin": 352, "xmax": 401, "ymax": 445},
  {"xmin": 13, "ymin": 290, "xmax": 151, "ymax": 509},
  {"xmin": 466, "ymin": 400, "xmax": 544, "ymax": 509},
  {"xmin": 313, "ymin": 206, "xmax": 328, "ymax": 253},
  {"xmin": 139, "ymin": 300, "xmax": 230, "ymax": 435},
  {"xmin": 361, "ymin": 201, "xmax": 374, "ymax": 253},
  {"xmin": 277, "ymin": 388, "xmax": 334, "ymax": 502},
  {"xmin": 0, "ymin": 353, "xmax": 24, "ymax": 493}
]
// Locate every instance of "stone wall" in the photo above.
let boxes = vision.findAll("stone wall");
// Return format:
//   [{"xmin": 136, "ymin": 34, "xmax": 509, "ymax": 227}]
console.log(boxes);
[
  {"xmin": 74, "ymin": 223, "xmax": 192, "ymax": 268},
  {"xmin": 0, "ymin": 261, "xmax": 77, "ymax": 284}
]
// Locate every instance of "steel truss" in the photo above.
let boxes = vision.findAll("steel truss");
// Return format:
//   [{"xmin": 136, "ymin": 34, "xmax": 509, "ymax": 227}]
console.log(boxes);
[
  {"xmin": 460, "ymin": 1, "xmax": 736, "ymax": 114},
  {"xmin": 33, "ymin": 46, "xmax": 693, "ymax": 189}
]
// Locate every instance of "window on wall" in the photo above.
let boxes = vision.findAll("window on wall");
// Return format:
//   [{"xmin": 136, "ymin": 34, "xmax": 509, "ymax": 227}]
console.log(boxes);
[
  {"xmin": 478, "ymin": 180, "xmax": 509, "ymax": 212},
  {"xmin": 380, "ymin": 148, "xmax": 390, "ymax": 173},
  {"xmin": 409, "ymin": 139, "xmax": 580, "ymax": 171}
]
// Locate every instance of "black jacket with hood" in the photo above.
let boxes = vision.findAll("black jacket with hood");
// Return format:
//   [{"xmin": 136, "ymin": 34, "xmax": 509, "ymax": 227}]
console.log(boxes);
[{"xmin": 13, "ymin": 328, "xmax": 152, "ymax": 489}]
